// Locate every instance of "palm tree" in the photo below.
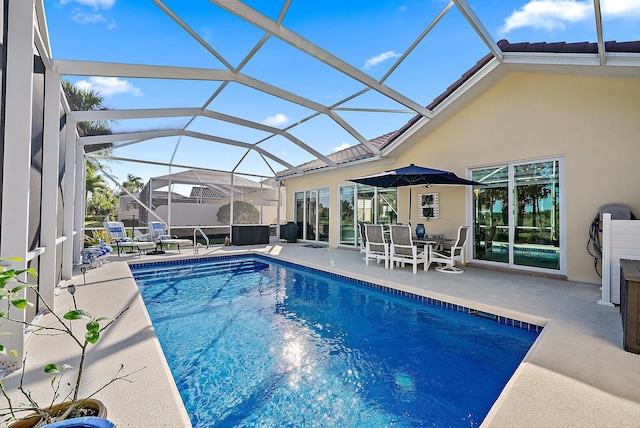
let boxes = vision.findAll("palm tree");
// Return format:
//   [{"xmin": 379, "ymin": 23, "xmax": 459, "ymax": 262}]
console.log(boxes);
[
  {"xmin": 63, "ymin": 79, "xmax": 115, "ymax": 223},
  {"xmin": 85, "ymin": 163, "xmax": 108, "ymax": 200},
  {"xmin": 121, "ymin": 174, "xmax": 145, "ymax": 195},
  {"xmin": 62, "ymin": 80, "xmax": 113, "ymax": 140}
]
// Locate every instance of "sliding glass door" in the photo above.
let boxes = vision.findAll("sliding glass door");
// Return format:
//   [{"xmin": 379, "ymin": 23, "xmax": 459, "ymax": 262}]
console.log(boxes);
[
  {"xmin": 318, "ymin": 188, "xmax": 330, "ymax": 242},
  {"xmin": 294, "ymin": 188, "xmax": 329, "ymax": 242},
  {"xmin": 357, "ymin": 185, "xmax": 375, "ymax": 224},
  {"xmin": 513, "ymin": 161, "xmax": 561, "ymax": 269},
  {"xmin": 339, "ymin": 186, "xmax": 356, "ymax": 245},
  {"xmin": 305, "ymin": 190, "xmax": 317, "ymax": 240},
  {"xmin": 471, "ymin": 158, "xmax": 563, "ymax": 273},
  {"xmin": 340, "ymin": 184, "xmax": 398, "ymax": 248},
  {"xmin": 472, "ymin": 166, "xmax": 509, "ymax": 264}
]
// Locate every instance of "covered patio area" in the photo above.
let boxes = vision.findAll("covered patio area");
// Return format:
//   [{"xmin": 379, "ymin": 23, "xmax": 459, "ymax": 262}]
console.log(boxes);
[{"xmin": 2, "ymin": 1, "xmax": 640, "ymax": 426}]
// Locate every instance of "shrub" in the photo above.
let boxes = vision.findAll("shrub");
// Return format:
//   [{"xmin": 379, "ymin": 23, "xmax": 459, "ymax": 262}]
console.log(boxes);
[{"xmin": 216, "ymin": 201, "xmax": 260, "ymax": 224}]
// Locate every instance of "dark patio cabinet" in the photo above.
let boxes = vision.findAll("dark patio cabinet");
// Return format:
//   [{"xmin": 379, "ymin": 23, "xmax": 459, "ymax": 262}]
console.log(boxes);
[
  {"xmin": 231, "ymin": 225, "xmax": 270, "ymax": 246},
  {"xmin": 620, "ymin": 259, "xmax": 640, "ymax": 354},
  {"xmin": 280, "ymin": 222, "xmax": 299, "ymax": 243}
]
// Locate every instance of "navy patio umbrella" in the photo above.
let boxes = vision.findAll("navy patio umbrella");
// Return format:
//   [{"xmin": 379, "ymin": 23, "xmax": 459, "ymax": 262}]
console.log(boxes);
[{"xmin": 349, "ymin": 164, "xmax": 483, "ymax": 223}]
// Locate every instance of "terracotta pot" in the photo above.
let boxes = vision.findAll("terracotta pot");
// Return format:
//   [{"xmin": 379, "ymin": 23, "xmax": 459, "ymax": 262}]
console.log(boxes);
[{"xmin": 8, "ymin": 398, "xmax": 107, "ymax": 428}]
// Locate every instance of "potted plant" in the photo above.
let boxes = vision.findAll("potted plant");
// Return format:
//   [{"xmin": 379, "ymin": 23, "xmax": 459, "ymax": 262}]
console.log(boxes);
[{"xmin": 0, "ymin": 257, "xmax": 134, "ymax": 427}]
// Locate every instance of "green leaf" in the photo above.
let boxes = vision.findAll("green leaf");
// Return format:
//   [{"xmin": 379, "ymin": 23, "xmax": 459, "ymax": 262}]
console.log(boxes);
[
  {"xmin": 86, "ymin": 320, "xmax": 100, "ymax": 333},
  {"xmin": 85, "ymin": 330, "xmax": 100, "ymax": 344},
  {"xmin": 0, "ymin": 344, "xmax": 5, "ymax": 355},
  {"xmin": 0, "ymin": 277, "xmax": 16, "ymax": 288},
  {"xmin": 44, "ymin": 363, "xmax": 61, "ymax": 374},
  {"xmin": 14, "ymin": 267, "xmax": 37, "ymax": 278},
  {"xmin": 44, "ymin": 363, "xmax": 72, "ymax": 374},
  {"xmin": 0, "ymin": 310, "xmax": 7, "ymax": 318},
  {"xmin": 95, "ymin": 317, "xmax": 110, "ymax": 323},
  {"xmin": 64, "ymin": 309, "xmax": 92, "ymax": 320},
  {"xmin": 10, "ymin": 298, "xmax": 28, "ymax": 310},
  {"xmin": 10, "ymin": 284, "xmax": 34, "ymax": 293}
]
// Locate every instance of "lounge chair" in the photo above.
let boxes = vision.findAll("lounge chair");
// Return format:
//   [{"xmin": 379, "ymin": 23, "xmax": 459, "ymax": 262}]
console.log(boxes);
[
  {"xmin": 389, "ymin": 224, "xmax": 425, "ymax": 274},
  {"xmin": 103, "ymin": 221, "xmax": 156, "ymax": 257},
  {"xmin": 364, "ymin": 224, "xmax": 389, "ymax": 269},
  {"xmin": 148, "ymin": 221, "xmax": 193, "ymax": 253},
  {"xmin": 427, "ymin": 225, "xmax": 470, "ymax": 273}
]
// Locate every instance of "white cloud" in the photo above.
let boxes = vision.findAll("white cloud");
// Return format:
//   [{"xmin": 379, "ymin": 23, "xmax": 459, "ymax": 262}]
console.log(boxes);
[
  {"xmin": 60, "ymin": 0, "xmax": 116, "ymax": 10},
  {"xmin": 75, "ymin": 77, "xmax": 142, "ymax": 97},
  {"xmin": 263, "ymin": 113, "xmax": 289, "ymax": 126},
  {"xmin": 602, "ymin": 0, "xmax": 640, "ymax": 18},
  {"xmin": 501, "ymin": 1, "xmax": 589, "ymax": 33},
  {"xmin": 363, "ymin": 51, "xmax": 400, "ymax": 70},
  {"xmin": 72, "ymin": 12, "xmax": 106, "ymax": 24},
  {"xmin": 501, "ymin": 0, "xmax": 640, "ymax": 33},
  {"xmin": 332, "ymin": 142, "xmax": 351, "ymax": 153}
]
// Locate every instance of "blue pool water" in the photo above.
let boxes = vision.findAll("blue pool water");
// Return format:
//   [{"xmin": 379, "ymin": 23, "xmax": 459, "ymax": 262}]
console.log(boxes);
[{"xmin": 131, "ymin": 256, "xmax": 539, "ymax": 427}]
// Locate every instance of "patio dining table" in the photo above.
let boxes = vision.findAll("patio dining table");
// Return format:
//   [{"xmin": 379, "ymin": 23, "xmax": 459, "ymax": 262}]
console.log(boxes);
[
  {"xmin": 413, "ymin": 237, "xmax": 454, "ymax": 248},
  {"xmin": 413, "ymin": 238, "xmax": 455, "ymax": 267}
]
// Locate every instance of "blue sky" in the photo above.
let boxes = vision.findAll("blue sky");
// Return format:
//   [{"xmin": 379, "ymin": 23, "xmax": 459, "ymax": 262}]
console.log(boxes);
[{"xmin": 43, "ymin": 0, "xmax": 640, "ymax": 191}]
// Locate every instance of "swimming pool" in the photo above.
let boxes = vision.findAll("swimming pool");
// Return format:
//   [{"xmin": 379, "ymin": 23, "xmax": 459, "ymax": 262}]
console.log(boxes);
[{"xmin": 131, "ymin": 256, "xmax": 540, "ymax": 427}]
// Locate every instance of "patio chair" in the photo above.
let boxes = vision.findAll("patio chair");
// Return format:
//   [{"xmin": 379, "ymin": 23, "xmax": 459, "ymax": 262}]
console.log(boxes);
[
  {"xmin": 427, "ymin": 225, "xmax": 470, "ymax": 273},
  {"xmin": 103, "ymin": 221, "xmax": 156, "ymax": 257},
  {"xmin": 364, "ymin": 224, "xmax": 389, "ymax": 269},
  {"xmin": 148, "ymin": 221, "xmax": 193, "ymax": 253},
  {"xmin": 358, "ymin": 222, "xmax": 367, "ymax": 254},
  {"xmin": 389, "ymin": 224, "xmax": 425, "ymax": 274}
]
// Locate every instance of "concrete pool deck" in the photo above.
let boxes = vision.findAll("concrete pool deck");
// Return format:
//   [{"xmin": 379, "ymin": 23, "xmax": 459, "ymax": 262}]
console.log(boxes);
[{"xmin": 4, "ymin": 241, "xmax": 640, "ymax": 427}]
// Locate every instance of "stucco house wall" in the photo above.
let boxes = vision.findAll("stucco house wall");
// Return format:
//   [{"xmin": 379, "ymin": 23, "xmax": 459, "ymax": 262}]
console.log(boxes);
[{"xmin": 283, "ymin": 70, "xmax": 640, "ymax": 285}]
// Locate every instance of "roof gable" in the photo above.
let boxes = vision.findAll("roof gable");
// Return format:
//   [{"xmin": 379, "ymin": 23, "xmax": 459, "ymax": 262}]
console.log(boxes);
[{"xmin": 280, "ymin": 39, "xmax": 640, "ymax": 177}]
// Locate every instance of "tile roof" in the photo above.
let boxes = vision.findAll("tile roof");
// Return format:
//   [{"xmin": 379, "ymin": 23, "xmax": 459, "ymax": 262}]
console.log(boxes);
[
  {"xmin": 280, "ymin": 40, "xmax": 640, "ymax": 177},
  {"xmin": 189, "ymin": 187, "xmax": 225, "ymax": 199},
  {"xmin": 501, "ymin": 40, "xmax": 640, "ymax": 53},
  {"xmin": 278, "ymin": 131, "xmax": 394, "ymax": 177},
  {"xmin": 379, "ymin": 39, "xmax": 640, "ymax": 151}
]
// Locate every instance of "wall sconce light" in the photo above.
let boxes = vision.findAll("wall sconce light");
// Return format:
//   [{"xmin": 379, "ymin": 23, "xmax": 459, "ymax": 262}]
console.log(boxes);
[{"xmin": 424, "ymin": 184, "xmax": 431, "ymax": 189}]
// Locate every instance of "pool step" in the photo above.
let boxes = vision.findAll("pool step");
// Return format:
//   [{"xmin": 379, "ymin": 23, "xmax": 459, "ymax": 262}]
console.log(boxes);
[{"xmin": 132, "ymin": 259, "xmax": 269, "ymax": 283}]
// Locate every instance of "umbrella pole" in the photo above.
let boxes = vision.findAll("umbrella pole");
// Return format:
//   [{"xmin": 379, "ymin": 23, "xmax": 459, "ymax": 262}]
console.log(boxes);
[{"xmin": 409, "ymin": 186, "xmax": 412, "ymax": 226}]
